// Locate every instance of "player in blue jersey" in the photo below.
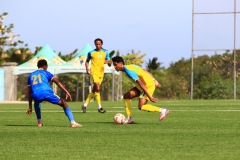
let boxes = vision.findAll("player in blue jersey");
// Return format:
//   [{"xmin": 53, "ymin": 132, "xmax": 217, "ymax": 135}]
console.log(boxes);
[
  {"xmin": 81, "ymin": 38, "xmax": 111, "ymax": 113},
  {"xmin": 112, "ymin": 56, "xmax": 169, "ymax": 124},
  {"xmin": 26, "ymin": 59, "xmax": 82, "ymax": 127}
]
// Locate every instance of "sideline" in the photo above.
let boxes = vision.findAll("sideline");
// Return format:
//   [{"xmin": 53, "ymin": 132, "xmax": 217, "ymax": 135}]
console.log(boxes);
[{"xmin": 0, "ymin": 101, "xmax": 28, "ymax": 104}]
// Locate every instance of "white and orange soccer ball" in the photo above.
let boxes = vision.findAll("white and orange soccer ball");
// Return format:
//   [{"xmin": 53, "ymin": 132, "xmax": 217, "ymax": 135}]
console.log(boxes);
[{"xmin": 114, "ymin": 113, "xmax": 126, "ymax": 124}]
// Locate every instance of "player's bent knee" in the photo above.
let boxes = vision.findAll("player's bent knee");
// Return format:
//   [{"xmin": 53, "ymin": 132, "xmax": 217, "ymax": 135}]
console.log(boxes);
[
  {"xmin": 123, "ymin": 94, "xmax": 129, "ymax": 99},
  {"xmin": 58, "ymin": 98, "xmax": 67, "ymax": 108}
]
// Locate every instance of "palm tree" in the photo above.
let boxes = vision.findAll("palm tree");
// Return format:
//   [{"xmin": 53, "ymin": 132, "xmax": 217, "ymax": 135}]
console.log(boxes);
[
  {"xmin": 0, "ymin": 12, "xmax": 27, "ymax": 65},
  {"xmin": 146, "ymin": 57, "xmax": 164, "ymax": 71},
  {"xmin": 122, "ymin": 50, "xmax": 146, "ymax": 66}
]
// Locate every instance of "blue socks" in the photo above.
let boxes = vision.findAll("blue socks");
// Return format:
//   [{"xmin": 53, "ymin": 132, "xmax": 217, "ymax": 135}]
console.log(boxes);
[
  {"xmin": 34, "ymin": 102, "xmax": 41, "ymax": 120},
  {"xmin": 34, "ymin": 103, "xmax": 74, "ymax": 123},
  {"xmin": 63, "ymin": 107, "xmax": 74, "ymax": 122}
]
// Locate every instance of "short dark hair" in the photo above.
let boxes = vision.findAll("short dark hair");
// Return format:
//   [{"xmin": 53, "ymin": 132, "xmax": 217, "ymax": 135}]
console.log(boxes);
[
  {"xmin": 37, "ymin": 59, "xmax": 48, "ymax": 68},
  {"xmin": 94, "ymin": 38, "xmax": 103, "ymax": 44},
  {"xmin": 112, "ymin": 56, "xmax": 125, "ymax": 65}
]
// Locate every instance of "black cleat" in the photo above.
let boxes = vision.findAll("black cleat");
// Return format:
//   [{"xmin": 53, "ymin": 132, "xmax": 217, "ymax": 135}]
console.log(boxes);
[
  {"xmin": 82, "ymin": 106, "xmax": 86, "ymax": 113},
  {"xmin": 98, "ymin": 108, "xmax": 106, "ymax": 113}
]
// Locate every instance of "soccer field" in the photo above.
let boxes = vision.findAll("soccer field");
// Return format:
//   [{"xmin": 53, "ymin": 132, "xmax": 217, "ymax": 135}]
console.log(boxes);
[{"xmin": 0, "ymin": 100, "xmax": 240, "ymax": 160}]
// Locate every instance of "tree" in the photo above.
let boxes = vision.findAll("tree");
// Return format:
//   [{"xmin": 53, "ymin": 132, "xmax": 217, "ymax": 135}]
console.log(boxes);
[
  {"xmin": 0, "ymin": 12, "xmax": 25, "ymax": 48},
  {"xmin": 122, "ymin": 50, "xmax": 146, "ymax": 66},
  {"xmin": 0, "ymin": 12, "xmax": 27, "ymax": 65},
  {"xmin": 146, "ymin": 57, "xmax": 164, "ymax": 72},
  {"xmin": 5, "ymin": 47, "xmax": 33, "ymax": 65}
]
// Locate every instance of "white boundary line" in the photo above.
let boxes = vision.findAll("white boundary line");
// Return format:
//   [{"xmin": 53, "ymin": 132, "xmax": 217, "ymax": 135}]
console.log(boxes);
[{"xmin": 1, "ymin": 110, "xmax": 240, "ymax": 113}]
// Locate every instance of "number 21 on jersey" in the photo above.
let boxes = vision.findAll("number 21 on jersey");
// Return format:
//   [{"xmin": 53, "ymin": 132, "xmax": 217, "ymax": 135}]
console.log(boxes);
[{"xmin": 32, "ymin": 74, "xmax": 42, "ymax": 85}]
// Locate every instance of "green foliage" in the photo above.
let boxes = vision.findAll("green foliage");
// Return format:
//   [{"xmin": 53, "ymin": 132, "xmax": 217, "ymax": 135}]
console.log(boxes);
[
  {"xmin": 12, "ymin": 47, "xmax": 240, "ymax": 100},
  {"xmin": 57, "ymin": 74, "xmax": 86, "ymax": 101},
  {"xmin": 109, "ymin": 50, "xmax": 116, "ymax": 58},
  {"xmin": 122, "ymin": 50, "xmax": 146, "ymax": 66},
  {"xmin": 196, "ymin": 73, "xmax": 232, "ymax": 99},
  {"xmin": 163, "ymin": 51, "xmax": 240, "ymax": 99},
  {"xmin": 0, "ymin": 12, "xmax": 24, "ymax": 48},
  {"xmin": 58, "ymin": 48, "xmax": 78, "ymax": 61},
  {"xmin": 2, "ymin": 10, "xmax": 240, "ymax": 100},
  {"xmin": 158, "ymin": 72, "xmax": 189, "ymax": 99},
  {"xmin": 0, "ymin": 12, "xmax": 28, "ymax": 66},
  {"xmin": 0, "ymin": 47, "xmax": 4, "ymax": 64},
  {"xmin": 34, "ymin": 46, "xmax": 42, "ymax": 55},
  {"xmin": 146, "ymin": 57, "xmax": 164, "ymax": 72},
  {"xmin": 4, "ymin": 47, "xmax": 33, "ymax": 65},
  {"xmin": 16, "ymin": 74, "xmax": 28, "ymax": 101},
  {"xmin": 101, "ymin": 74, "xmax": 113, "ymax": 100},
  {"xmin": 165, "ymin": 58, "xmax": 192, "ymax": 99}
]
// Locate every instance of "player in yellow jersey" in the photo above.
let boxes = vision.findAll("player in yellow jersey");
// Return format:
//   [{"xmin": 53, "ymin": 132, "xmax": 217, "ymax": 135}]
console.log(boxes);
[
  {"xmin": 81, "ymin": 38, "xmax": 111, "ymax": 113},
  {"xmin": 112, "ymin": 56, "xmax": 169, "ymax": 124}
]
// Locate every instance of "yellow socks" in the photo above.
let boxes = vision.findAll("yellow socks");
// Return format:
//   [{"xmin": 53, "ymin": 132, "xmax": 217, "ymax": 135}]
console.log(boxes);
[
  {"xmin": 124, "ymin": 99, "xmax": 132, "ymax": 118},
  {"xmin": 85, "ymin": 92, "xmax": 95, "ymax": 104},
  {"xmin": 95, "ymin": 92, "xmax": 101, "ymax": 106},
  {"xmin": 141, "ymin": 104, "xmax": 161, "ymax": 112},
  {"xmin": 84, "ymin": 92, "xmax": 102, "ymax": 109}
]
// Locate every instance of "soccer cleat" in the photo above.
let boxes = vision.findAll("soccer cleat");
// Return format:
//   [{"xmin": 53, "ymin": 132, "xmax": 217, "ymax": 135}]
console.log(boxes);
[
  {"xmin": 124, "ymin": 118, "xmax": 135, "ymax": 124},
  {"xmin": 160, "ymin": 109, "xmax": 170, "ymax": 121},
  {"xmin": 82, "ymin": 106, "xmax": 86, "ymax": 113},
  {"xmin": 98, "ymin": 108, "xmax": 106, "ymax": 113},
  {"xmin": 71, "ymin": 122, "xmax": 82, "ymax": 128},
  {"xmin": 38, "ymin": 121, "xmax": 43, "ymax": 127}
]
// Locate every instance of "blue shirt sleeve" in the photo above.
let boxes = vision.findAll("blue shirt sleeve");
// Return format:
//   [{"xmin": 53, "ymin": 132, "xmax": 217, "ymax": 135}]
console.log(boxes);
[
  {"xmin": 86, "ymin": 51, "xmax": 92, "ymax": 62},
  {"xmin": 124, "ymin": 66, "xmax": 139, "ymax": 81},
  {"xmin": 105, "ymin": 51, "xmax": 110, "ymax": 60},
  {"xmin": 45, "ymin": 71, "xmax": 54, "ymax": 81}
]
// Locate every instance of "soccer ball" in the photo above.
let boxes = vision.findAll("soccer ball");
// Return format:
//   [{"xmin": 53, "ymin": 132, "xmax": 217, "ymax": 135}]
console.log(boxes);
[{"xmin": 114, "ymin": 113, "xmax": 126, "ymax": 124}]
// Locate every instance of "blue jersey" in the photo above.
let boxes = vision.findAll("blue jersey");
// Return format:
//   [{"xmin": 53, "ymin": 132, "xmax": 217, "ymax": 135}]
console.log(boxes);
[{"xmin": 28, "ymin": 69, "xmax": 54, "ymax": 101}]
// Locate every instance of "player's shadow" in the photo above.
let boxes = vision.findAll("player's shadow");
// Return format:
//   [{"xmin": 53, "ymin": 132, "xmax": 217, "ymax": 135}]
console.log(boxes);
[
  {"xmin": 84, "ymin": 121, "xmax": 137, "ymax": 125},
  {"xmin": 5, "ymin": 124, "xmax": 37, "ymax": 127},
  {"xmin": 83, "ymin": 121, "xmax": 113, "ymax": 124},
  {"xmin": 4, "ymin": 124, "xmax": 69, "ymax": 127}
]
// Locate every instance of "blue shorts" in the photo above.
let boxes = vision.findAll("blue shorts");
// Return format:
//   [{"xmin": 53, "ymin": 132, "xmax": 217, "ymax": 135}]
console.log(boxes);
[{"xmin": 33, "ymin": 94, "xmax": 60, "ymax": 104}]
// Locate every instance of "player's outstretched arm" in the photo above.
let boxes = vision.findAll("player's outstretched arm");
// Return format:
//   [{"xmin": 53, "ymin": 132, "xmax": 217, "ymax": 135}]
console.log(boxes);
[{"xmin": 52, "ymin": 78, "xmax": 72, "ymax": 101}]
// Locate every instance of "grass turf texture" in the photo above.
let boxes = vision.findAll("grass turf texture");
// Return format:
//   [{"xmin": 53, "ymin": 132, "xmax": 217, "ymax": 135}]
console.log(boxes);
[{"xmin": 0, "ymin": 100, "xmax": 240, "ymax": 160}]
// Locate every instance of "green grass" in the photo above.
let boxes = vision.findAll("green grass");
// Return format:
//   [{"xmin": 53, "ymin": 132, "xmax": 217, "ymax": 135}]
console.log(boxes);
[{"xmin": 0, "ymin": 100, "xmax": 240, "ymax": 160}]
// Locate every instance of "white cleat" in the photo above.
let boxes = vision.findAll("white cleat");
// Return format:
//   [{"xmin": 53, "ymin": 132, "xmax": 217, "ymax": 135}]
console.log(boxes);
[
  {"xmin": 160, "ymin": 109, "xmax": 170, "ymax": 121},
  {"xmin": 38, "ymin": 121, "xmax": 43, "ymax": 127},
  {"xmin": 124, "ymin": 118, "xmax": 135, "ymax": 124},
  {"xmin": 71, "ymin": 122, "xmax": 82, "ymax": 128}
]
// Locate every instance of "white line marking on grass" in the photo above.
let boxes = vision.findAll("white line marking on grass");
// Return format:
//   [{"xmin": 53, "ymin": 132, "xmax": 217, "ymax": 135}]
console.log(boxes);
[
  {"xmin": 169, "ymin": 110, "xmax": 240, "ymax": 112},
  {"xmin": 0, "ymin": 110, "xmax": 125, "ymax": 113},
  {"xmin": 1, "ymin": 110, "xmax": 240, "ymax": 113}
]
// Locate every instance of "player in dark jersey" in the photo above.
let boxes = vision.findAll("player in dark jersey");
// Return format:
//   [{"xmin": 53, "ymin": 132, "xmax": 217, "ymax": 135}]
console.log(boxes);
[{"xmin": 26, "ymin": 59, "xmax": 82, "ymax": 127}]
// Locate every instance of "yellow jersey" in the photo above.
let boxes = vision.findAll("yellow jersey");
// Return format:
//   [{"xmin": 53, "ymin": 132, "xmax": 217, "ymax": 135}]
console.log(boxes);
[
  {"xmin": 86, "ymin": 49, "xmax": 110, "ymax": 76},
  {"xmin": 124, "ymin": 65, "xmax": 155, "ymax": 90}
]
